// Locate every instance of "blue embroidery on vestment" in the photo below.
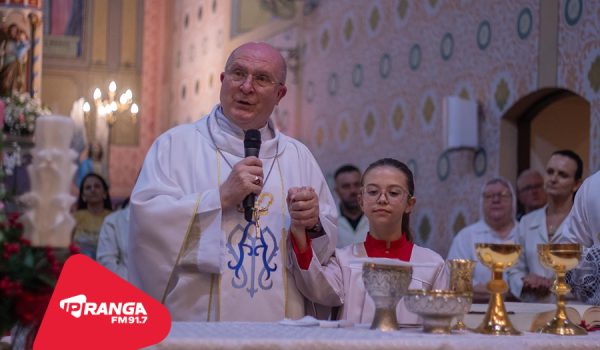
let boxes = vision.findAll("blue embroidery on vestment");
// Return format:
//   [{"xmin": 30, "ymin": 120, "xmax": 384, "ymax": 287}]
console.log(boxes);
[{"xmin": 226, "ymin": 221, "xmax": 278, "ymax": 297}]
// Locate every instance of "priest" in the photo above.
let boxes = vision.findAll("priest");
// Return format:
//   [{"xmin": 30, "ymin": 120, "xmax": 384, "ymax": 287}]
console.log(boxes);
[{"xmin": 128, "ymin": 42, "xmax": 337, "ymax": 321}]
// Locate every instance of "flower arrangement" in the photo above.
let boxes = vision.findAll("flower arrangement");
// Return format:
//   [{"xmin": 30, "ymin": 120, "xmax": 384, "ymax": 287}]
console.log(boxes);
[
  {"xmin": 0, "ymin": 118, "xmax": 77, "ymax": 348},
  {"xmin": 0, "ymin": 211, "xmax": 78, "ymax": 336},
  {"xmin": 1, "ymin": 93, "xmax": 50, "ymax": 136}
]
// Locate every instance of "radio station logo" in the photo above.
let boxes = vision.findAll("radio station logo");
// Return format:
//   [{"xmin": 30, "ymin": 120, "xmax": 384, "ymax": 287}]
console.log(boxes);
[
  {"xmin": 59, "ymin": 294, "xmax": 148, "ymax": 324},
  {"xmin": 35, "ymin": 255, "xmax": 170, "ymax": 349}
]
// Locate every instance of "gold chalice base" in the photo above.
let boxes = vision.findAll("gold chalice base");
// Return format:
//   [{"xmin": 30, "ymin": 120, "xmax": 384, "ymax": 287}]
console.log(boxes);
[
  {"xmin": 537, "ymin": 243, "xmax": 588, "ymax": 336},
  {"xmin": 475, "ymin": 243, "xmax": 522, "ymax": 335}
]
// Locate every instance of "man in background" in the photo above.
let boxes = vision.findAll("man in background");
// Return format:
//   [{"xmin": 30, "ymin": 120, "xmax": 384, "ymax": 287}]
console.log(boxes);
[
  {"xmin": 334, "ymin": 164, "xmax": 368, "ymax": 248},
  {"xmin": 516, "ymin": 168, "xmax": 547, "ymax": 220}
]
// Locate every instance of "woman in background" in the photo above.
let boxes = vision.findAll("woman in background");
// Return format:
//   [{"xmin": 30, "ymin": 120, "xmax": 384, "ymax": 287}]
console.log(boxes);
[
  {"xmin": 447, "ymin": 177, "xmax": 518, "ymax": 302},
  {"xmin": 73, "ymin": 173, "xmax": 112, "ymax": 259},
  {"xmin": 289, "ymin": 158, "xmax": 448, "ymax": 324}
]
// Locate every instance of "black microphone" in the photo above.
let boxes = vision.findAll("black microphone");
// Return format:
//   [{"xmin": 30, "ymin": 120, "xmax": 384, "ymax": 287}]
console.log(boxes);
[{"xmin": 243, "ymin": 129, "xmax": 261, "ymax": 222}]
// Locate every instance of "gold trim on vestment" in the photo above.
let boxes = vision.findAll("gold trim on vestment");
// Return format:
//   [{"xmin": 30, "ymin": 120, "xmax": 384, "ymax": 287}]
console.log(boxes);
[
  {"xmin": 160, "ymin": 194, "xmax": 202, "ymax": 304},
  {"xmin": 276, "ymin": 157, "xmax": 289, "ymax": 318}
]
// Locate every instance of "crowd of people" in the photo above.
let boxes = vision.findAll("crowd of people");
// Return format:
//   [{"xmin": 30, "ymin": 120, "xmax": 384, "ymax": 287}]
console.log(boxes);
[{"xmin": 66, "ymin": 42, "xmax": 599, "ymax": 326}]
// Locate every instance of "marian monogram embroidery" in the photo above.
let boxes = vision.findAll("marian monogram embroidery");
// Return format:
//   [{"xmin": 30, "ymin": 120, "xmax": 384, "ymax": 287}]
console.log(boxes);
[{"xmin": 226, "ymin": 193, "xmax": 279, "ymax": 297}]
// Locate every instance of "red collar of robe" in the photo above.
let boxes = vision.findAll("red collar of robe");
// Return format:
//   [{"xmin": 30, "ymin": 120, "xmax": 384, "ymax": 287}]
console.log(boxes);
[{"xmin": 364, "ymin": 232, "xmax": 414, "ymax": 261}]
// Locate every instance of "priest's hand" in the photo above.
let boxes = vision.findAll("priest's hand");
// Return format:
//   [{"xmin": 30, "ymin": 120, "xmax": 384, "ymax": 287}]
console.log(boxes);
[
  {"xmin": 287, "ymin": 187, "xmax": 320, "ymax": 251},
  {"xmin": 219, "ymin": 157, "xmax": 263, "ymax": 211}
]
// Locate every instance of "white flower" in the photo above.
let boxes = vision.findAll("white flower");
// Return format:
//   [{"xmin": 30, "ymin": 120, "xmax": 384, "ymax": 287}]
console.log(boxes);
[{"xmin": 1, "ymin": 93, "xmax": 50, "ymax": 135}]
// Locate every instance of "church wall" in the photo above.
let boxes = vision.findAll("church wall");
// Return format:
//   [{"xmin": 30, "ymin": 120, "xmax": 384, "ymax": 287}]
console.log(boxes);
[{"xmin": 160, "ymin": 0, "xmax": 599, "ymax": 257}]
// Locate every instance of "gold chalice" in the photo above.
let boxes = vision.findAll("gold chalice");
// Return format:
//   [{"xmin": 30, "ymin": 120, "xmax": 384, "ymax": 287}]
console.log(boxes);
[
  {"xmin": 448, "ymin": 259, "xmax": 476, "ymax": 331},
  {"xmin": 474, "ymin": 243, "xmax": 522, "ymax": 335},
  {"xmin": 362, "ymin": 262, "xmax": 412, "ymax": 331},
  {"xmin": 537, "ymin": 243, "xmax": 587, "ymax": 336}
]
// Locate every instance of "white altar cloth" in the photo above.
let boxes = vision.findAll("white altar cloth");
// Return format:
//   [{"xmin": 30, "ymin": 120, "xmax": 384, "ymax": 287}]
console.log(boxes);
[{"xmin": 145, "ymin": 322, "xmax": 599, "ymax": 350}]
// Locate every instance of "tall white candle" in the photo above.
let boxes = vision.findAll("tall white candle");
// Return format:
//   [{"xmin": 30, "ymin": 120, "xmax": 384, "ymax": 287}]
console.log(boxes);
[{"xmin": 33, "ymin": 115, "xmax": 74, "ymax": 149}]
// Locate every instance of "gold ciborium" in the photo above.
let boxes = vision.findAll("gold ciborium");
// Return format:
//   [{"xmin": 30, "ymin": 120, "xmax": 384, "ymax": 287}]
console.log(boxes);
[
  {"xmin": 448, "ymin": 259, "xmax": 476, "ymax": 331},
  {"xmin": 537, "ymin": 243, "xmax": 587, "ymax": 336},
  {"xmin": 475, "ymin": 243, "xmax": 522, "ymax": 335},
  {"xmin": 362, "ymin": 262, "xmax": 412, "ymax": 331}
]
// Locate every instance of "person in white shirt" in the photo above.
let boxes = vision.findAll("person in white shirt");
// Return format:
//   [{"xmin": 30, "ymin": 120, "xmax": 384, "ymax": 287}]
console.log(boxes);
[
  {"xmin": 334, "ymin": 164, "xmax": 368, "ymax": 247},
  {"xmin": 97, "ymin": 199, "xmax": 131, "ymax": 280},
  {"xmin": 563, "ymin": 169, "xmax": 600, "ymax": 247},
  {"xmin": 563, "ymin": 170, "xmax": 600, "ymax": 305},
  {"xmin": 447, "ymin": 177, "xmax": 518, "ymax": 302},
  {"xmin": 509, "ymin": 150, "xmax": 583, "ymax": 302}
]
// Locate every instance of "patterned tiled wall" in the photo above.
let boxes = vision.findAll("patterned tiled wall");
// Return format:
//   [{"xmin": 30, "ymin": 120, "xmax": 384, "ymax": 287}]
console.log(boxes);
[
  {"xmin": 169, "ymin": 0, "xmax": 228, "ymax": 125},
  {"xmin": 299, "ymin": 0, "xmax": 542, "ymax": 255},
  {"xmin": 158, "ymin": 0, "xmax": 600, "ymax": 257},
  {"xmin": 556, "ymin": 0, "xmax": 600, "ymax": 170}
]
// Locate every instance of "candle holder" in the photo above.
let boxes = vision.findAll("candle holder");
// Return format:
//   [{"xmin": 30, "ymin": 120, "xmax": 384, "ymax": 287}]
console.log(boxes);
[
  {"xmin": 537, "ymin": 243, "xmax": 587, "ymax": 336},
  {"xmin": 474, "ymin": 243, "xmax": 522, "ymax": 335}
]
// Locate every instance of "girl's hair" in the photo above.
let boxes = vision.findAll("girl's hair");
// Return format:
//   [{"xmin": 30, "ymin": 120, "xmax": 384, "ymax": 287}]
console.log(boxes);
[
  {"xmin": 77, "ymin": 173, "xmax": 112, "ymax": 210},
  {"xmin": 362, "ymin": 158, "xmax": 415, "ymax": 241}
]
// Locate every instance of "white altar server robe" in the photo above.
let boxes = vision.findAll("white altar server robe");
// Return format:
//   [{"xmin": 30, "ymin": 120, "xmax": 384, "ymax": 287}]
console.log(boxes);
[{"xmin": 288, "ymin": 243, "xmax": 449, "ymax": 325}]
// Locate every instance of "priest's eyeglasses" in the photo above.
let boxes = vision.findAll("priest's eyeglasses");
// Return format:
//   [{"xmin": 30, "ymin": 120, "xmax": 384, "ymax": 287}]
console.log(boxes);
[{"xmin": 226, "ymin": 68, "xmax": 282, "ymax": 88}]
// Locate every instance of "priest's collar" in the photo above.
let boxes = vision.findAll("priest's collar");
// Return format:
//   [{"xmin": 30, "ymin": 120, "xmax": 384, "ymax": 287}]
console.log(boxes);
[
  {"xmin": 215, "ymin": 105, "xmax": 275, "ymax": 141},
  {"xmin": 201, "ymin": 105, "xmax": 282, "ymax": 159}
]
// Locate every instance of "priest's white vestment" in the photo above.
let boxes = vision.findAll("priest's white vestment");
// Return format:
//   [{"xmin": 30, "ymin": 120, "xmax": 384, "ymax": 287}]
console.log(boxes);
[
  {"xmin": 563, "ymin": 170, "xmax": 600, "ymax": 247},
  {"xmin": 128, "ymin": 105, "xmax": 337, "ymax": 321}
]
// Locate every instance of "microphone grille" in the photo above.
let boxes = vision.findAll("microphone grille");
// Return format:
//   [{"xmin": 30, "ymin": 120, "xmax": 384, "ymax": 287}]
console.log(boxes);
[{"xmin": 244, "ymin": 129, "xmax": 261, "ymax": 148}]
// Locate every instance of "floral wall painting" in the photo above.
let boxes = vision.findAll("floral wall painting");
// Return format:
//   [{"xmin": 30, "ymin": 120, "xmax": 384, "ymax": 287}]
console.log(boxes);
[{"xmin": 42, "ymin": 0, "xmax": 84, "ymax": 58}]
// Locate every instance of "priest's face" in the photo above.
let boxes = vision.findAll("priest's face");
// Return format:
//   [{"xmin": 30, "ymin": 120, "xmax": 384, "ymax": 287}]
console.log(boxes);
[{"xmin": 219, "ymin": 43, "xmax": 287, "ymax": 130}]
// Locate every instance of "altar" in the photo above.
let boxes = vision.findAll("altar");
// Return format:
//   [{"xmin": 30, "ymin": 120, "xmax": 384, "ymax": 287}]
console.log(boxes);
[{"xmin": 145, "ymin": 322, "xmax": 599, "ymax": 350}]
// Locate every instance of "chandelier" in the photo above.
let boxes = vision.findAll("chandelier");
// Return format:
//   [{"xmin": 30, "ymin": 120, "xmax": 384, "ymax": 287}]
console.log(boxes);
[{"xmin": 82, "ymin": 81, "xmax": 139, "ymax": 126}]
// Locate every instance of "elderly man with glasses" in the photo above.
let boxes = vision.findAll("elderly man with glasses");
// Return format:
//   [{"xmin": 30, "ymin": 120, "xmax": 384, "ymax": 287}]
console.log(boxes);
[
  {"xmin": 516, "ymin": 168, "xmax": 548, "ymax": 220},
  {"xmin": 128, "ymin": 42, "xmax": 337, "ymax": 322}
]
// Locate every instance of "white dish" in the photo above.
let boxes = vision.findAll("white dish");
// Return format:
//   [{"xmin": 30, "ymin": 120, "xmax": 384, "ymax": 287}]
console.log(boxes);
[{"xmin": 279, "ymin": 316, "xmax": 320, "ymax": 327}]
